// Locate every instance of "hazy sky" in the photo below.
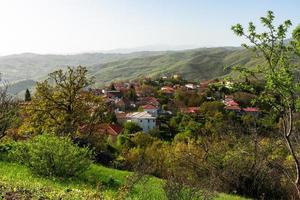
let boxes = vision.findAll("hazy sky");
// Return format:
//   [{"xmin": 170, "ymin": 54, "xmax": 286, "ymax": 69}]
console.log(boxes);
[{"xmin": 0, "ymin": 0, "xmax": 299, "ymax": 55}]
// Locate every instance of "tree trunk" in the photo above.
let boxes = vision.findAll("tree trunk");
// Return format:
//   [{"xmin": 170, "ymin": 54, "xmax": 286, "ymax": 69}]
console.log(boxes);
[{"xmin": 283, "ymin": 110, "xmax": 300, "ymax": 199}]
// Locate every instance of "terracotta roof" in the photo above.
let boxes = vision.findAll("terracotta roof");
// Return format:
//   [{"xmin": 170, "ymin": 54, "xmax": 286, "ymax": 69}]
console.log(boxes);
[
  {"xmin": 180, "ymin": 107, "xmax": 200, "ymax": 113},
  {"xmin": 142, "ymin": 104, "xmax": 157, "ymax": 109},
  {"xmin": 108, "ymin": 124, "xmax": 123, "ymax": 135},
  {"xmin": 224, "ymin": 100, "xmax": 239, "ymax": 106},
  {"xmin": 225, "ymin": 105, "xmax": 241, "ymax": 110},
  {"xmin": 161, "ymin": 86, "xmax": 175, "ymax": 93},
  {"xmin": 79, "ymin": 123, "xmax": 122, "ymax": 136},
  {"xmin": 243, "ymin": 107, "xmax": 259, "ymax": 112}
]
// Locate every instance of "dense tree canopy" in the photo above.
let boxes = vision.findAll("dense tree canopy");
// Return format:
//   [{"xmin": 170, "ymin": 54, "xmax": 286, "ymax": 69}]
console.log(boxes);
[{"xmin": 20, "ymin": 66, "xmax": 106, "ymax": 138}]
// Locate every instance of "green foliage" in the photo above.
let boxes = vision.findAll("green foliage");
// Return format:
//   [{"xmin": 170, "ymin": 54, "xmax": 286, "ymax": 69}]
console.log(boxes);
[
  {"xmin": 131, "ymin": 132, "xmax": 155, "ymax": 148},
  {"xmin": 232, "ymin": 10, "xmax": 300, "ymax": 197},
  {"xmin": 9, "ymin": 134, "xmax": 93, "ymax": 178},
  {"xmin": 124, "ymin": 85, "xmax": 137, "ymax": 102},
  {"xmin": 122, "ymin": 122, "xmax": 142, "ymax": 135},
  {"xmin": 20, "ymin": 66, "xmax": 106, "ymax": 138},
  {"xmin": 293, "ymin": 25, "xmax": 300, "ymax": 54},
  {"xmin": 0, "ymin": 81, "xmax": 19, "ymax": 139},
  {"xmin": 24, "ymin": 88, "xmax": 31, "ymax": 101}
]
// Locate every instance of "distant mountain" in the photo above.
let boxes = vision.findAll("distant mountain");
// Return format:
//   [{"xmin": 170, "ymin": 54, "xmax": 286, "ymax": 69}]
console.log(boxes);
[
  {"xmin": 0, "ymin": 51, "xmax": 165, "ymax": 83},
  {"xmin": 1, "ymin": 46, "xmax": 285, "ymax": 95}
]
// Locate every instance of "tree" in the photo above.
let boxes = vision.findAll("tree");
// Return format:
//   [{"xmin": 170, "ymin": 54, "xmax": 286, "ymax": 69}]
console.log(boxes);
[
  {"xmin": 21, "ymin": 66, "xmax": 106, "ymax": 138},
  {"xmin": 25, "ymin": 88, "xmax": 31, "ymax": 101},
  {"xmin": 232, "ymin": 11, "xmax": 300, "ymax": 197},
  {"xmin": 0, "ymin": 75, "xmax": 18, "ymax": 139},
  {"xmin": 109, "ymin": 83, "xmax": 116, "ymax": 91},
  {"xmin": 125, "ymin": 84, "xmax": 137, "ymax": 102},
  {"xmin": 122, "ymin": 122, "xmax": 142, "ymax": 135}
]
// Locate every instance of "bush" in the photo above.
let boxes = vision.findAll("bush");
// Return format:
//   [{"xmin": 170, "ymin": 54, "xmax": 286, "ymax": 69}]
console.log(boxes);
[
  {"xmin": 0, "ymin": 140, "xmax": 15, "ymax": 161},
  {"xmin": 9, "ymin": 134, "xmax": 93, "ymax": 178}
]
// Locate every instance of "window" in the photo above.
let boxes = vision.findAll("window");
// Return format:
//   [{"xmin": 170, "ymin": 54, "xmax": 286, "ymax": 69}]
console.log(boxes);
[
  {"xmin": 148, "ymin": 119, "xmax": 150, "ymax": 123},
  {"xmin": 140, "ymin": 120, "xmax": 142, "ymax": 123}
]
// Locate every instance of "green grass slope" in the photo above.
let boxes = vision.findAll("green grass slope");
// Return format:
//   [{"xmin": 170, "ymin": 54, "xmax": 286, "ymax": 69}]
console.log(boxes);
[
  {"xmin": 0, "ymin": 161, "xmax": 249, "ymax": 200},
  {"xmin": 90, "ymin": 47, "xmax": 260, "ymax": 86}
]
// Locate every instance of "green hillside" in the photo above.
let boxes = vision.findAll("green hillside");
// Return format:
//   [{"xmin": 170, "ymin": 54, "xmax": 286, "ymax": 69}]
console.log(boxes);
[
  {"xmin": 0, "ymin": 161, "xmax": 248, "ymax": 200},
  {"xmin": 90, "ymin": 47, "xmax": 261, "ymax": 86},
  {"xmin": 4, "ymin": 47, "xmax": 270, "ymax": 93},
  {"xmin": 0, "ymin": 51, "xmax": 165, "ymax": 83}
]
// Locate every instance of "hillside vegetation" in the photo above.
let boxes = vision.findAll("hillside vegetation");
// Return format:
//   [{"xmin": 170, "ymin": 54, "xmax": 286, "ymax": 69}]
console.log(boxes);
[
  {"xmin": 0, "ymin": 161, "xmax": 248, "ymax": 200},
  {"xmin": 2, "ymin": 47, "xmax": 264, "ymax": 94},
  {"xmin": 90, "ymin": 47, "xmax": 259, "ymax": 86}
]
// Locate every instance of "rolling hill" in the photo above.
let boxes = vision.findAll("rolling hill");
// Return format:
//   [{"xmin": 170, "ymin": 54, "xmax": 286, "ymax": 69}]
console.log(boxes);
[
  {"xmin": 0, "ymin": 47, "xmax": 269, "ymax": 95},
  {"xmin": 89, "ymin": 47, "xmax": 261, "ymax": 86}
]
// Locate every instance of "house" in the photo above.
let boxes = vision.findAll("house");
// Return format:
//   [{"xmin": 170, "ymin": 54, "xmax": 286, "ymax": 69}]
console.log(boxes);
[
  {"xmin": 126, "ymin": 111, "xmax": 156, "ymax": 132},
  {"xmin": 185, "ymin": 83, "xmax": 196, "ymax": 90},
  {"xmin": 161, "ymin": 86, "xmax": 175, "ymax": 95},
  {"xmin": 115, "ymin": 112, "xmax": 127, "ymax": 124},
  {"xmin": 115, "ymin": 98, "xmax": 131, "ymax": 112},
  {"xmin": 104, "ymin": 90, "xmax": 123, "ymax": 99},
  {"xmin": 141, "ymin": 104, "xmax": 159, "ymax": 116},
  {"xmin": 80, "ymin": 123, "xmax": 123, "ymax": 143},
  {"xmin": 180, "ymin": 107, "xmax": 200, "ymax": 114},
  {"xmin": 200, "ymin": 80, "xmax": 218, "ymax": 91},
  {"xmin": 223, "ymin": 95, "xmax": 241, "ymax": 111},
  {"xmin": 138, "ymin": 97, "xmax": 160, "ymax": 108},
  {"xmin": 242, "ymin": 107, "xmax": 260, "ymax": 116}
]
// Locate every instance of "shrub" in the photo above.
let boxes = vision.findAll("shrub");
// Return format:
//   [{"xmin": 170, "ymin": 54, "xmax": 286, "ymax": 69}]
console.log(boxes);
[
  {"xmin": 9, "ymin": 134, "xmax": 93, "ymax": 178},
  {"xmin": 0, "ymin": 140, "xmax": 15, "ymax": 161}
]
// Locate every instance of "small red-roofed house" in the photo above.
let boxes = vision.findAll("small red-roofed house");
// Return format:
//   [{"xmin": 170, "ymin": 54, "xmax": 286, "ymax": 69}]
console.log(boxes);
[
  {"xmin": 161, "ymin": 86, "xmax": 175, "ymax": 95},
  {"xmin": 180, "ymin": 107, "xmax": 200, "ymax": 114},
  {"xmin": 142, "ymin": 104, "xmax": 159, "ymax": 116},
  {"xmin": 79, "ymin": 123, "xmax": 123, "ymax": 143},
  {"xmin": 243, "ymin": 107, "xmax": 260, "ymax": 116}
]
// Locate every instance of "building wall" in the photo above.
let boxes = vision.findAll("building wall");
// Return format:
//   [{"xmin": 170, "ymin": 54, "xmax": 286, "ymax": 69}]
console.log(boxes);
[
  {"xmin": 129, "ymin": 118, "xmax": 156, "ymax": 132},
  {"xmin": 144, "ymin": 108, "xmax": 158, "ymax": 117}
]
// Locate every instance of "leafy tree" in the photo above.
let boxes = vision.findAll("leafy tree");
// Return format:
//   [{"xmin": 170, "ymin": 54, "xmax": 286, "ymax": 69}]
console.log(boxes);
[
  {"xmin": 24, "ymin": 89, "xmax": 31, "ymax": 101},
  {"xmin": 122, "ymin": 122, "xmax": 142, "ymax": 135},
  {"xmin": 21, "ymin": 66, "xmax": 106, "ymax": 138},
  {"xmin": 0, "ymin": 75, "xmax": 18, "ymax": 139},
  {"xmin": 125, "ymin": 84, "xmax": 137, "ymax": 102},
  {"xmin": 292, "ymin": 25, "xmax": 300, "ymax": 54},
  {"xmin": 232, "ymin": 11, "xmax": 300, "ymax": 197}
]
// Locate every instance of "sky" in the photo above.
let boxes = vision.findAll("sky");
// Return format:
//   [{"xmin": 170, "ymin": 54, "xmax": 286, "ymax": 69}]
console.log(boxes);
[{"xmin": 0, "ymin": 0, "xmax": 299, "ymax": 55}]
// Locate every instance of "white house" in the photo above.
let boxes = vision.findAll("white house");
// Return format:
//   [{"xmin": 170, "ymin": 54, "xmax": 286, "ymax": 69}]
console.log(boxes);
[
  {"xmin": 141, "ymin": 104, "xmax": 159, "ymax": 116},
  {"xmin": 185, "ymin": 83, "xmax": 196, "ymax": 90},
  {"xmin": 126, "ymin": 111, "xmax": 156, "ymax": 132}
]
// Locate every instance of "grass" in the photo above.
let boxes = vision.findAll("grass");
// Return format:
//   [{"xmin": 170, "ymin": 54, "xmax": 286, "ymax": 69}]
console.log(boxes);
[{"xmin": 0, "ymin": 161, "xmax": 249, "ymax": 199}]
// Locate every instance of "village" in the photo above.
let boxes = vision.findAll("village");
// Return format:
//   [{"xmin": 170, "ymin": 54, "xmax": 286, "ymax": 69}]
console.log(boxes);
[{"xmin": 89, "ymin": 74, "xmax": 260, "ymax": 140}]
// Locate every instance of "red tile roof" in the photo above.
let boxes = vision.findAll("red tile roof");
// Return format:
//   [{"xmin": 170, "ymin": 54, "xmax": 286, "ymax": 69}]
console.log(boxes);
[
  {"xmin": 161, "ymin": 86, "xmax": 175, "ymax": 93},
  {"xmin": 180, "ymin": 107, "xmax": 200, "ymax": 113},
  {"xmin": 225, "ymin": 105, "xmax": 241, "ymax": 110},
  {"xmin": 243, "ymin": 107, "xmax": 259, "ymax": 112},
  {"xmin": 142, "ymin": 104, "xmax": 157, "ymax": 109},
  {"xmin": 108, "ymin": 124, "xmax": 123, "ymax": 135},
  {"xmin": 225, "ymin": 100, "xmax": 239, "ymax": 106}
]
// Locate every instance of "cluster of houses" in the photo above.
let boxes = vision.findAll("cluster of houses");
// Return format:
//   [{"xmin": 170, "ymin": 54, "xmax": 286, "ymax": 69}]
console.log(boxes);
[
  {"xmin": 223, "ymin": 95, "xmax": 259, "ymax": 115},
  {"xmin": 90, "ymin": 76, "xmax": 259, "ymax": 140}
]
